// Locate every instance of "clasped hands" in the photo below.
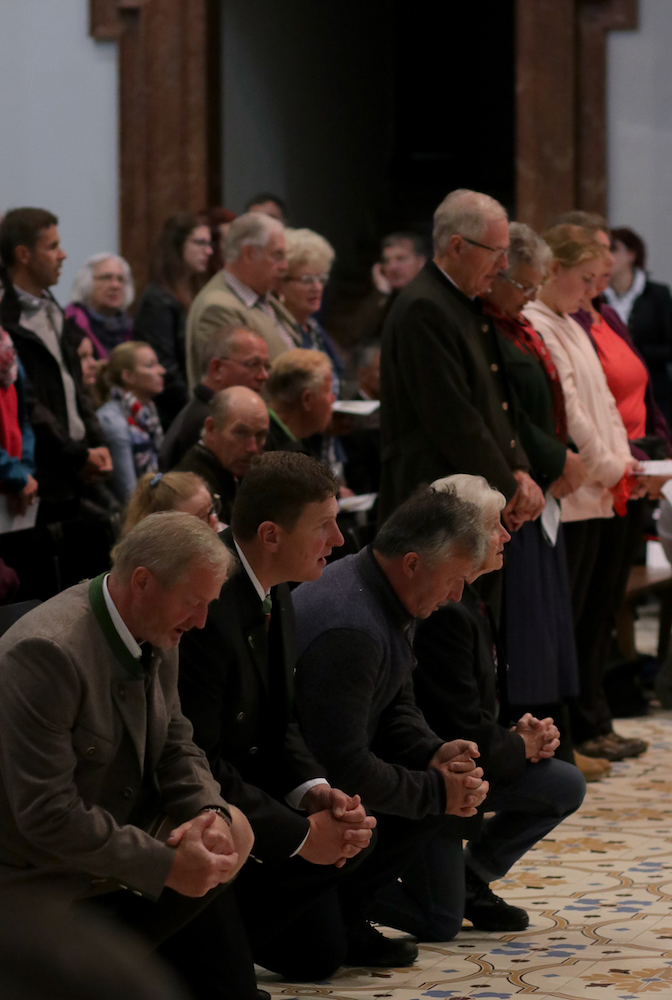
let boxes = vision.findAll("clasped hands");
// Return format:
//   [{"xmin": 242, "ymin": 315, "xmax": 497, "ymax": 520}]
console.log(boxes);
[
  {"xmin": 164, "ymin": 805, "xmax": 253, "ymax": 898},
  {"xmin": 298, "ymin": 784, "xmax": 377, "ymax": 868},
  {"xmin": 428, "ymin": 739, "xmax": 489, "ymax": 817},
  {"xmin": 514, "ymin": 713, "xmax": 560, "ymax": 762},
  {"xmin": 503, "ymin": 471, "xmax": 545, "ymax": 532}
]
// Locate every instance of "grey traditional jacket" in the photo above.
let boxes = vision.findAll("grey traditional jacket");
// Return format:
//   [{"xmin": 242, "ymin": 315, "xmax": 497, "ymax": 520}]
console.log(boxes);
[{"xmin": 0, "ymin": 578, "xmax": 229, "ymax": 900}]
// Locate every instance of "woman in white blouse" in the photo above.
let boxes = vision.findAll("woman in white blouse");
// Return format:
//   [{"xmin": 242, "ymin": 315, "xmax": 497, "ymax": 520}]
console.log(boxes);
[{"xmin": 523, "ymin": 224, "xmax": 642, "ymax": 765}]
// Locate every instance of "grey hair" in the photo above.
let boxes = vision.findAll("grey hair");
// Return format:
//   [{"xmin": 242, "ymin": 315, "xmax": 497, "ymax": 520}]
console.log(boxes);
[
  {"xmin": 433, "ymin": 189, "xmax": 508, "ymax": 256},
  {"xmin": 284, "ymin": 227, "xmax": 335, "ymax": 274},
  {"xmin": 503, "ymin": 222, "xmax": 552, "ymax": 276},
  {"xmin": 432, "ymin": 474, "xmax": 506, "ymax": 526},
  {"xmin": 111, "ymin": 510, "xmax": 233, "ymax": 587},
  {"xmin": 70, "ymin": 253, "xmax": 134, "ymax": 310},
  {"xmin": 266, "ymin": 349, "xmax": 332, "ymax": 407},
  {"xmin": 223, "ymin": 212, "xmax": 284, "ymax": 264},
  {"xmin": 374, "ymin": 484, "xmax": 489, "ymax": 567},
  {"xmin": 199, "ymin": 324, "xmax": 264, "ymax": 376}
]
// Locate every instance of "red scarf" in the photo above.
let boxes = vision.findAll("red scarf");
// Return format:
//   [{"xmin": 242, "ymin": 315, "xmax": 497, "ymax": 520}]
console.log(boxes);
[{"xmin": 485, "ymin": 303, "xmax": 568, "ymax": 444}]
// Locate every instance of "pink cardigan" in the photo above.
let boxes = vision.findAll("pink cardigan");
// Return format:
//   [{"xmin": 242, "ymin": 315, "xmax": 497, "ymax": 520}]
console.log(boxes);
[{"xmin": 523, "ymin": 299, "xmax": 631, "ymax": 522}]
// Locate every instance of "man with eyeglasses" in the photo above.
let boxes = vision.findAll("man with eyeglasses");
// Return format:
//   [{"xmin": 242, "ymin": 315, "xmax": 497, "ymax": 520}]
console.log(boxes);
[
  {"xmin": 186, "ymin": 212, "xmax": 299, "ymax": 392},
  {"xmin": 379, "ymin": 188, "xmax": 544, "ymax": 548},
  {"xmin": 160, "ymin": 324, "xmax": 270, "ymax": 470}
]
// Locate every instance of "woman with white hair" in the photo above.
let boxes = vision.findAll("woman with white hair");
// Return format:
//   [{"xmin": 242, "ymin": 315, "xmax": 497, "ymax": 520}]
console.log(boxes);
[
  {"xmin": 371, "ymin": 474, "xmax": 585, "ymax": 943},
  {"xmin": 279, "ymin": 228, "xmax": 344, "ymax": 392},
  {"xmin": 65, "ymin": 253, "xmax": 134, "ymax": 359},
  {"xmin": 481, "ymin": 222, "xmax": 588, "ymax": 774}
]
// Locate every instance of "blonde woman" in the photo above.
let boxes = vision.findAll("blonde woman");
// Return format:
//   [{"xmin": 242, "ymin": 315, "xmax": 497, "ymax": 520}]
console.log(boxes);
[
  {"xmin": 96, "ymin": 341, "xmax": 165, "ymax": 501},
  {"xmin": 524, "ymin": 225, "xmax": 644, "ymax": 762},
  {"xmin": 122, "ymin": 470, "xmax": 220, "ymax": 535}
]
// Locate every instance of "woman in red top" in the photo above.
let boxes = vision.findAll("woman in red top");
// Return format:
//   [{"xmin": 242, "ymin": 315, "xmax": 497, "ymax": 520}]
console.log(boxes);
[{"xmin": 569, "ymin": 216, "xmax": 670, "ymax": 762}]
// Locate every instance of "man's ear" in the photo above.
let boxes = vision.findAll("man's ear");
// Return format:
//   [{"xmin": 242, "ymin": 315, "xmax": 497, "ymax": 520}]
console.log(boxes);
[
  {"xmin": 204, "ymin": 415, "xmax": 215, "ymax": 434},
  {"xmin": 401, "ymin": 551, "xmax": 420, "ymax": 579},
  {"xmin": 257, "ymin": 520, "xmax": 281, "ymax": 551},
  {"xmin": 301, "ymin": 388, "xmax": 314, "ymax": 413},
  {"xmin": 445, "ymin": 234, "xmax": 463, "ymax": 261},
  {"xmin": 13, "ymin": 245, "xmax": 31, "ymax": 268},
  {"xmin": 130, "ymin": 565, "xmax": 152, "ymax": 593}
]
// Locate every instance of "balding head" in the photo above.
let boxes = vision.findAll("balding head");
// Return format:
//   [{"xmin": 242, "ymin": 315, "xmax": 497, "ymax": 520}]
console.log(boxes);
[{"xmin": 203, "ymin": 385, "xmax": 269, "ymax": 478}]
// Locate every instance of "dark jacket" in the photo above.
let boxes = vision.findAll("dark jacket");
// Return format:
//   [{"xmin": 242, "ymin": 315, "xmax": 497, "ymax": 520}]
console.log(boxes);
[
  {"xmin": 0, "ymin": 279, "xmax": 104, "ymax": 503},
  {"xmin": 628, "ymin": 279, "xmax": 672, "ymax": 418},
  {"xmin": 264, "ymin": 410, "xmax": 310, "ymax": 456},
  {"xmin": 177, "ymin": 529, "xmax": 324, "ymax": 862},
  {"xmin": 413, "ymin": 584, "xmax": 525, "ymax": 786},
  {"xmin": 495, "ymin": 329, "xmax": 567, "ymax": 488},
  {"xmin": 293, "ymin": 546, "xmax": 446, "ymax": 819},
  {"xmin": 379, "ymin": 262, "xmax": 529, "ymax": 521},
  {"xmin": 159, "ymin": 383, "xmax": 213, "ymax": 471},
  {"xmin": 573, "ymin": 301, "xmax": 672, "ymax": 459},
  {"xmin": 175, "ymin": 443, "xmax": 237, "ymax": 522},
  {"xmin": 133, "ymin": 282, "xmax": 188, "ymax": 428}
]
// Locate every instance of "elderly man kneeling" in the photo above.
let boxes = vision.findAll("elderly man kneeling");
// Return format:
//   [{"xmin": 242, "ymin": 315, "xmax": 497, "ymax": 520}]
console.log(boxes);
[{"xmin": 0, "ymin": 512, "xmax": 255, "ymax": 998}]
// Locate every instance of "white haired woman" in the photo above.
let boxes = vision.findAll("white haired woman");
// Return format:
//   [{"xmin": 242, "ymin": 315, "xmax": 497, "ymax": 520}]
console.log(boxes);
[
  {"xmin": 370, "ymin": 474, "xmax": 585, "ymax": 942},
  {"xmin": 481, "ymin": 222, "xmax": 590, "ymax": 775},
  {"xmin": 66, "ymin": 253, "xmax": 134, "ymax": 359},
  {"xmin": 279, "ymin": 228, "xmax": 344, "ymax": 392}
]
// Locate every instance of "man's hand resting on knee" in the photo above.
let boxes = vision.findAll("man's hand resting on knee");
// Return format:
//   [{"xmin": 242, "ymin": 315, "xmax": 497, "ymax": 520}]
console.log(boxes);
[
  {"xmin": 298, "ymin": 784, "xmax": 376, "ymax": 868},
  {"xmin": 164, "ymin": 806, "xmax": 254, "ymax": 897}
]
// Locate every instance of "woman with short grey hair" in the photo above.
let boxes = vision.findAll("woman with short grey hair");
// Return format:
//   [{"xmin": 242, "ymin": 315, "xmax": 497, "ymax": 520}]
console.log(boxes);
[{"xmin": 65, "ymin": 253, "xmax": 134, "ymax": 359}]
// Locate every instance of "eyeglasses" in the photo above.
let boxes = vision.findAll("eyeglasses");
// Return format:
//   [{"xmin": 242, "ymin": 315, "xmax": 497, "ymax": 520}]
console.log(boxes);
[
  {"xmin": 285, "ymin": 274, "xmax": 330, "ymax": 286},
  {"xmin": 197, "ymin": 493, "xmax": 221, "ymax": 523},
  {"xmin": 220, "ymin": 356, "xmax": 271, "ymax": 372},
  {"xmin": 461, "ymin": 236, "xmax": 510, "ymax": 262},
  {"xmin": 498, "ymin": 272, "xmax": 542, "ymax": 297}
]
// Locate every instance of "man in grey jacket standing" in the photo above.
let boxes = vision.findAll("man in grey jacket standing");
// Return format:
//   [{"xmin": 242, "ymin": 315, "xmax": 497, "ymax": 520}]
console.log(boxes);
[{"xmin": 0, "ymin": 511, "xmax": 255, "ymax": 999}]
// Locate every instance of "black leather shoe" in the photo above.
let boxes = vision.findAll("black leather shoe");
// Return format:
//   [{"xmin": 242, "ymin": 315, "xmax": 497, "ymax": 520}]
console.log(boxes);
[
  {"xmin": 464, "ymin": 868, "xmax": 529, "ymax": 932},
  {"xmin": 256, "ymin": 991, "xmax": 271, "ymax": 1000},
  {"xmin": 345, "ymin": 919, "xmax": 418, "ymax": 967}
]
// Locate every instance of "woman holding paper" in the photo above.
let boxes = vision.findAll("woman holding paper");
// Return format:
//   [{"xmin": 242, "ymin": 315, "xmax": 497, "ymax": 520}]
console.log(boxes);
[
  {"xmin": 481, "ymin": 223, "xmax": 585, "ymax": 772},
  {"xmin": 523, "ymin": 224, "xmax": 645, "ymax": 765}
]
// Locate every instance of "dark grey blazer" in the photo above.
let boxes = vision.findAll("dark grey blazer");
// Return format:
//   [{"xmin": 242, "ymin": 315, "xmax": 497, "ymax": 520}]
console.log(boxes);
[
  {"xmin": 0, "ymin": 582, "xmax": 227, "ymax": 900},
  {"xmin": 379, "ymin": 261, "xmax": 529, "ymax": 520}
]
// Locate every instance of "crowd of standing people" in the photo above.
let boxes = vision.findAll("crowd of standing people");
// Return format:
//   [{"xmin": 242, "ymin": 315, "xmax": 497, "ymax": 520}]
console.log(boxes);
[{"xmin": 0, "ymin": 187, "xmax": 669, "ymax": 999}]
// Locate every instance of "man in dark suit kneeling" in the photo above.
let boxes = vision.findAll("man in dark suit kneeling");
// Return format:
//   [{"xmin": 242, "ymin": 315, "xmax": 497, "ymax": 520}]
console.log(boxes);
[{"xmin": 178, "ymin": 452, "xmax": 418, "ymax": 982}]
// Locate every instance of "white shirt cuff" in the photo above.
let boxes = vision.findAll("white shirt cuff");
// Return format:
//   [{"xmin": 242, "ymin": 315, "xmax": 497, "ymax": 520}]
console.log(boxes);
[
  {"xmin": 285, "ymin": 777, "xmax": 329, "ymax": 811},
  {"xmin": 290, "ymin": 827, "xmax": 311, "ymax": 858}
]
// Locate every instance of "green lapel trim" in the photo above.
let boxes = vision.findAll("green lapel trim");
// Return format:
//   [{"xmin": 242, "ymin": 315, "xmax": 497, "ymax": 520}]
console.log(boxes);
[
  {"xmin": 88, "ymin": 573, "xmax": 145, "ymax": 680},
  {"xmin": 268, "ymin": 408, "xmax": 296, "ymax": 442}
]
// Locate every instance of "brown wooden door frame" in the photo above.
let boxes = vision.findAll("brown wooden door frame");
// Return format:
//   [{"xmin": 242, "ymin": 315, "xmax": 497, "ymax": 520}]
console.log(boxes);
[{"xmin": 90, "ymin": 0, "xmax": 221, "ymax": 293}]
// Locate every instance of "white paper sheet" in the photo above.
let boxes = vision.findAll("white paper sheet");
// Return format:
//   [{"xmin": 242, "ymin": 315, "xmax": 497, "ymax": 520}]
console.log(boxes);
[
  {"xmin": 540, "ymin": 492, "xmax": 561, "ymax": 546},
  {"xmin": 332, "ymin": 399, "xmax": 380, "ymax": 416},
  {"xmin": 338, "ymin": 492, "xmax": 378, "ymax": 513},
  {"xmin": 640, "ymin": 460, "xmax": 672, "ymax": 476},
  {"xmin": 0, "ymin": 496, "xmax": 39, "ymax": 534}
]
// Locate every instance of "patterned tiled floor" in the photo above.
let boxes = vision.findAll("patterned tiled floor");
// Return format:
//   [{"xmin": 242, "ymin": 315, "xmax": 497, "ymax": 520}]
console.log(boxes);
[{"xmin": 258, "ymin": 712, "xmax": 672, "ymax": 1000}]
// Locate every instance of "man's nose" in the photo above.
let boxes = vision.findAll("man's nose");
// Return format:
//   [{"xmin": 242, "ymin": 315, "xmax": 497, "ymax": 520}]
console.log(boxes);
[
  {"xmin": 448, "ymin": 579, "xmax": 465, "ymax": 603},
  {"xmin": 190, "ymin": 604, "xmax": 209, "ymax": 630}
]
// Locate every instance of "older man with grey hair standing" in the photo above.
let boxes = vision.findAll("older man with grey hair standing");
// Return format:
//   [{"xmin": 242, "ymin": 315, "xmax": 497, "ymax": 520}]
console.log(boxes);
[
  {"xmin": 186, "ymin": 212, "xmax": 299, "ymax": 391},
  {"xmin": 0, "ymin": 511, "xmax": 258, "ymax": 999},
  {"xmin": 379, "ymin": 188, "xmax": 544, "ymax": 535},
  {"xmin": 293, "ymin": 485, "xmax": 490, "ymax": 955}
]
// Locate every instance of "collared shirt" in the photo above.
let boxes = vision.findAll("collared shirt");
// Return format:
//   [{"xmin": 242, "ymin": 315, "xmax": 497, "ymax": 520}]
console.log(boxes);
[
  {"xmin": 102, "ymin": 573, "xmax": 143, "ymax": 659},
  {"xmin": 231, "ymin": 536, "xmax": 328, "ymax": 820},
  {"xmin": 14, "ymin": 284, "xmax": 86, "ymax": 441},
  {"xmin": 222, "ymin": 270, "xmax": 296, "ymax": 350},
  {"xmin": 435, "ymin": 263, "xmax": 475, "ymax": 301}
]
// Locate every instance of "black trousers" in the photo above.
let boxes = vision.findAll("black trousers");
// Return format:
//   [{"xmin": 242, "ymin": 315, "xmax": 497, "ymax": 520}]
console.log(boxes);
[
  {"xmin": 88, "ymin": 883, "xmax": 257, "ymax": 1000},
  {"xmin": 173, "ymin": 811, "xmax": 444, "ymax": 985},
  {"xmin": 563, "ymin": 501, "xmax": 645, "ymax": 744}
]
